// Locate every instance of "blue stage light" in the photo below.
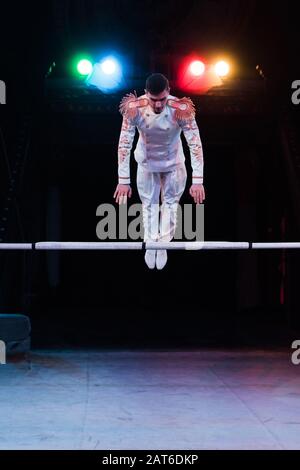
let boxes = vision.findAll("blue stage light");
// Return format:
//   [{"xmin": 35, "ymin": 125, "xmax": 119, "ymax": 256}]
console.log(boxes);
[{"xmin": 86, "ymin": 55, "xmax": 123, "ymax": 93}]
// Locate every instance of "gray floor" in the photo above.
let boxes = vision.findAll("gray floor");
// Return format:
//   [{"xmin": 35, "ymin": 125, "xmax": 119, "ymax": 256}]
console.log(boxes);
[{"xmin": 0, "ymin": 349, "xmax": 300, "ymax": 450}]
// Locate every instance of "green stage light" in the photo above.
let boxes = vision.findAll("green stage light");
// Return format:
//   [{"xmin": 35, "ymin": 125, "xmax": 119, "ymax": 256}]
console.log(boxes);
[{"xmin": 77, "ymin": 59, "xmax": 93, "ymax": 76}]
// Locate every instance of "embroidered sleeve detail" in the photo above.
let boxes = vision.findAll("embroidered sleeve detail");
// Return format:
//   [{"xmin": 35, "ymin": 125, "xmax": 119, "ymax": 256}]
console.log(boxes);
[
  {"xmin": 117, "ymin": 114, "xmax": 136, "ymax": 184},
  {"xmin": 179, "ymin": 117, "xmax": 204, "ymax": 183},
  {"xmin": 119, "ymin": 92, "xmax": 149, "ymax": 119},
  {"xmin": 167, "ymin": 97, "xmax": 196, "ymax": 121}
]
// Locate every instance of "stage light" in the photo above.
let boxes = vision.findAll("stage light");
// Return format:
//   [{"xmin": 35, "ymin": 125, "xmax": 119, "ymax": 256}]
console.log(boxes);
[
  {"xmin": 101, "ymin": 58, "xmax": 117, "ymax": 74},
  {"xmin": 214, "ymin": 60, "xmax": 230, "ymax": 77},
  {"xmin": 77, "ymin": 59, "xmax": 93, "ymax": 76},
  {"xmin": 189, "ymin": 60, "xmax": 205, "ymax": 76},
  {"xmin": 177, "ymin": 54, "xmax": 221, "ymax": 93},
  {"xmin": 86, "ymin": 55, "xmax": 123, "ymax": 93}
]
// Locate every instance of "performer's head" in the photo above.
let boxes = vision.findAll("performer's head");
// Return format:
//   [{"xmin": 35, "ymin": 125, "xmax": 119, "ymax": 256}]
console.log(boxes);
[{"xmin": 145, "ymin": 73, "xmax": 170, "ymax": 114}]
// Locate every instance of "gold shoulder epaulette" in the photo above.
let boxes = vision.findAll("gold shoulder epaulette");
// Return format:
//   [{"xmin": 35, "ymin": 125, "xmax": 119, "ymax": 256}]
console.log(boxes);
[
  {"xmin": 167, "ymin": 97, "xmax": 196, "ymax": 120},
  {"xmin": 119, "ymin": 92, "xmax": 148, "ymax": 119}
]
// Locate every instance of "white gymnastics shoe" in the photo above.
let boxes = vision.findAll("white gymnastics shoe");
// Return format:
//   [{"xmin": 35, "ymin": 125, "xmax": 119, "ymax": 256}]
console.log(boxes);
[
  {"xmin": 156, "ymin": 250, "xmax": 168, "ymax": 270},
  {"xmin": 144, "ymin": 250, "xmax": 156, "ymax": 269}
]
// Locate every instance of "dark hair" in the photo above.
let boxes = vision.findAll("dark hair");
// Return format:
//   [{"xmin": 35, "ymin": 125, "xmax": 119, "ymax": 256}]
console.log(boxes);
[{"xmin": 145, "ymin": 73, "xmax": 169, "ymax": 94}]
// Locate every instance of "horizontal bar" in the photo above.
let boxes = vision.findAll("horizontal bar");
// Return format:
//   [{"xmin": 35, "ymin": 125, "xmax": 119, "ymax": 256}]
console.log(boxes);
[
  {"xmin": 34, "ymin": 241, "xmax": 250, "ymax": 251},
  {"xmin": 0, "ymin": 242, "xmax": 299, "ymax": 251},
  {"xmin": 36, "ymin": 242, "xmax": 143, "ymax": 250},
  {"xmin": 252, "ymin": 242, "xmax": 300, "ymax": 249},
  {"xmin": 145, "ymin": 241, "xmax": 249, "ymax": 250},
  {"xmin": 0, "ymin": 243, "xmax": 32, "ymax": 250}
]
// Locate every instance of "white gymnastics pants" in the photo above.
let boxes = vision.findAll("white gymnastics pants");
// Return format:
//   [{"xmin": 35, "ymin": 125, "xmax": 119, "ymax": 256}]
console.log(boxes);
[{"xmin": 136, "ymin": 164, "xmax": 187, "ymax": 242}]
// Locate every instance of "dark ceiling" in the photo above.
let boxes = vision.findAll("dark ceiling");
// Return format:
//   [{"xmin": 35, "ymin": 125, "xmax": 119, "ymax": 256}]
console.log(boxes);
[{"xmin": 0, "ymin": 0, "xmax": 299, "ymax": 105}]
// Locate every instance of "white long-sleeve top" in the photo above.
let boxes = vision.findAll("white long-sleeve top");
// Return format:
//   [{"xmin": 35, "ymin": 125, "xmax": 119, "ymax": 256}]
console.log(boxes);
[{"xmin": 118, "ymin": 93, "xmax": 204, "ymax": 185}]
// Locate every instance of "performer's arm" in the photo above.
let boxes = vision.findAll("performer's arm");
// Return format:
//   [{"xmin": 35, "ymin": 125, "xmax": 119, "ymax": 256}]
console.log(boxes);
[
  {"xmin": 179, "ymin": 117, "xmax": 205, "ymax": 204},
  {"xmin": 117, "ymin": 116, "xmax": 136, "ymax": 185},
  {"xmin": 114, "ymin": 116, "xmax": 136, "ymax": 204},
  {"xmin": 179, "ymin": 117, "xmax": 204, "ymax": 185}
]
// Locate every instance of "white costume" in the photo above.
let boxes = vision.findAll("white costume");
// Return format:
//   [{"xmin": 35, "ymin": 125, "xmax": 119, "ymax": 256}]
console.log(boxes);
[{"xmin": 118, "ymin": 93, "xmax": 204, "ymax": 242}]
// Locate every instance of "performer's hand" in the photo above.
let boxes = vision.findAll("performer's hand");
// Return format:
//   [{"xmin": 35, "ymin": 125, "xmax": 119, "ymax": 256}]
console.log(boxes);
[
  {"xmin": 113, "ymin": 184, "xmax": 132, "ymax": 204},
  {"xmin": 189, "ymin": 184, "xmax": 205, "ymax": 204}
]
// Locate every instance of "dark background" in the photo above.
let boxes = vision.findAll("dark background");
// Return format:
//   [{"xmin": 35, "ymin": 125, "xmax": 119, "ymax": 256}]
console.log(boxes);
[{"xmin": 0, "ymin": 0, "xmax": 300, "ymax": 347}]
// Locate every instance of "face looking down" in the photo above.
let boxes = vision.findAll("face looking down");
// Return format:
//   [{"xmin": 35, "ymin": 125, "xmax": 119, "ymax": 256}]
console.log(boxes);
[{"xmin": 145, "ymin": 88, "xmax": 170, "ymax": 114}]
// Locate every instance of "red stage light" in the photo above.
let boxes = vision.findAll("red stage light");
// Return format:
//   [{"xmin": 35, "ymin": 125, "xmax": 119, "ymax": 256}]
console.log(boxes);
[
  {"xmin": 189, "ymin": 60, "xmax": 205, "ymax": 76},
  {"xmin": 177, "ymin": 55, "xmax": 222, "ymax": 93}
]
